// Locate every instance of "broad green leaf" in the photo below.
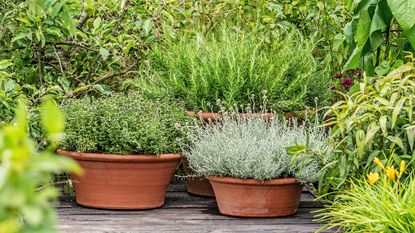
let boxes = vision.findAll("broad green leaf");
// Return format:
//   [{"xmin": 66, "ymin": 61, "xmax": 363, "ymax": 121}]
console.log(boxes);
[
  {"xmin": 375, "ymin": 60, "xmax": 391, "ymax": 75},
  {"xmin": 344, "ymin": 20, "xmax": 357, "ymax": 45},
  {"xmin": 405, "ymin": 25, "xmax": 415, "ymax": 49},
  {"xmin": 21, "ymin": 206, "xmax": 43, "ymax": 225},
  {"xmin": 40, "ymin": 98, "xmax": 64, "ymax": 143},
  {"xmin": 354, "ymin": 9, "xmax": 371, "ymax": 48},
  {"xmin": 379, "ymin": 115, "xmax": 388, "ymax": 137},
  {"xmin": 406, "ymin": 125, "xmax": 415, "ymax": 152},
  {"xmin": 91, "ymin": 84, "xmax": 112, "ymax": 95},
  {"xmin": 387, "ymin": 0, "xmax": 415, "ymax": 30},
  {"xmin": 356, "ymin": 129, "xmax": 365, "ymax": 157},
  {"xmin": 392, "ymin": 98, "xmax": 405, "ymax": 129},
  {"xmin": 387, "ymin": 136, "xmax": 405, "ymax": 151},
  {"xmin": 0, "ymin": 60, "xmax": 13, "ymax": 70},
  {"xmin": 11, "ymin": 31, "xmax": 31, "ymax": 42},
  {"xmin": 345, "ymin": 47, "xmax": 362, "ymax": 69},
  {"xmin": 93, "ymin": 17, "xmax": 102, "ymax": 30},
  {"xmin": 370, "ymin": 4, "xmax": 387, "ymax": 50},
  {"xmin": 365, "ymin": 123, "xmax": 380, "ymax": 144},
  {"xmin": 143, "ymin": 19, "xmax": 152, "ymax": 34},
  {"xmin": 50, "ymin": 2, "xmax": 64, "ymax": 18}
]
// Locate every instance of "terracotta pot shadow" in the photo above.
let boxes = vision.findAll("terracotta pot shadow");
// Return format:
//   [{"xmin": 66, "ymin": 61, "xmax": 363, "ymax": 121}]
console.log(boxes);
[
  {"xmin": 57, "ymin": 150, "xmax": 182, "ymax": 210},
  {"xmin": 208, "ymin": 176, "xmax": 303, "ymax": 217}
]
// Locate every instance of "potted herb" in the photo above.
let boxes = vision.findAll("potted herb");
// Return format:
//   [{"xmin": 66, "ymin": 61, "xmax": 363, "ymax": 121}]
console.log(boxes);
[
  {"xmin": 139, "ymin": 26, "xmax": 331, "ymax": 118},
  {"xmin": 185, "ymin": 115, "xmax": 327, "ymax": 217},
  {"xmin": 57, "ymin": 94, "xmax": 191, "ymax": 209}
]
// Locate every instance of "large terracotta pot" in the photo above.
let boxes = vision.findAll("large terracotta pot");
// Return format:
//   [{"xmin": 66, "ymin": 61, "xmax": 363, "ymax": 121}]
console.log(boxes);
[
  {"xmin": 208, "ymin": 176, "xmax": 303, "ymax": 217},
  {"xmin": 182, "ymin": 158, "xmax": 215, "ymax": 197},
  {"xmin": 57, "ymin": 150, "xmax": 182, "ymax": 210}
]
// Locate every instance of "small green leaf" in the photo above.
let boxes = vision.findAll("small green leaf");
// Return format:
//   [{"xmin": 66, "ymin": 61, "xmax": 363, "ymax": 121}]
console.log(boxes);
[
  {"xmin": 375, "ymin": 60, "xmax": 391, "ymax": 76},
  {"xmin": 392, "ymin": 98, "xmax": 405, "ymax": 129},
  {"xmin": 93, "ymin": 17, "xmax": 102, "ymax": 29},
  {"xmin": 379, "ymin": 115, "xmax": 388, "ymax": 137},
  {"xmin": 387, "ymin": 136, "xmax": 405, "ymax": 151},
  {"xmin": 406, "ymin": 125, "xmax": 415, "ymax": 152},
  {"xmin": 99, "ymin": 48, "xmax": 110, "ymax": 60},
  {"xmin": 356, "ymin": 129, "xmax": 365, "ymax": 157},
  {"xmin": 40, "ymin": 98, "xmax": 65, "ymax": 143}
]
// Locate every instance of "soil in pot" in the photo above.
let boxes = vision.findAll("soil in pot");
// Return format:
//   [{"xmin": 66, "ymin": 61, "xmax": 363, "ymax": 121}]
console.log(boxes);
[
  {"xmin": 57, "ymin": 150, "xmax": 182, "ymax": 210},
  {"xmin": 182, "ymin": 158, "xmax": 215, "ymax": 197},
  {"xmin": 208, "ymin": 176, "xmax": 303, "ymax": 217}
]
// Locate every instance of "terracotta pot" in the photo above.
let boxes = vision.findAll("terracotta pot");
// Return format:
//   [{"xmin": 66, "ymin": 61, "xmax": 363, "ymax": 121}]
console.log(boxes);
[
  {"xmin": 57, "ymin": 150, "xmax": 182, "ymax": 210},
  {"xmin": 182, "ymin": 158, "xmax": 215, "ymax": 197},
  {"xmin": 208, "ymin": 176, "xmax": 303, "ymax": 217},
  {"xmin": 186, "ymin": 111, "xmax": 274, "ymax": 123}
]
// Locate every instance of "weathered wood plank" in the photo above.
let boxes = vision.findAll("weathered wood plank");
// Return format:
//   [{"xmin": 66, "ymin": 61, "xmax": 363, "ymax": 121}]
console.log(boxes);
[
  {"xmin": 58, "ymin": 182, "xmax": 328, "ymax": 232},
  {"xmin": 59, "ymin": 192, "xmax": 321, "ymax": 209}
]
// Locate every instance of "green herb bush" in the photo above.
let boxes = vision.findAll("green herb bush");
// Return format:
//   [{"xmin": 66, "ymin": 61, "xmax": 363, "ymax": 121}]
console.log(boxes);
[
  {"xmin": 0, "ymin": 99, "xmax": 81, "ymax": 233},
  {"xmin": 138, "ymin": 27, "xmax": 331, "ymax": 112},
  {"xmin": 185, "ymin": 115, "xmax": 328, "ymax": 183},
  {"xmin": 60, "ymin": 93, "xmax": 191, "ymax": 155},
  {"xmin": 321, "ymin": 58, "xmax": 415, "ymax": 193}
]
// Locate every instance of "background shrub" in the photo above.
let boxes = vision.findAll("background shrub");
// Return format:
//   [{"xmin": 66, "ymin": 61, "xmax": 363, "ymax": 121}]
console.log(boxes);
[
  {"xmin": 60, "ymin": 93, "xmax": 192, "ymax": 155},
  {"xmin": 138, "ymin": 27, "xmax": 331, "ymax": 112},
  {"xmin": 185, "ymin": 116, "xmax": 327, "ymax": 182}
]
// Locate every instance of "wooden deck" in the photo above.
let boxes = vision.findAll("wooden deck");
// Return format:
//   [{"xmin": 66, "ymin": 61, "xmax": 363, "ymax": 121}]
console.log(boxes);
[{"xmin": 57, "ymin": 182, "xmax": 327, "ymax": 233}]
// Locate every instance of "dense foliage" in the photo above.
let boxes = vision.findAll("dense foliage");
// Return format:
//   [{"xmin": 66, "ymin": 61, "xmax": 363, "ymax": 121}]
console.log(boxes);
[
  {"xmin": 61, "ymin": 93, "xmax": 192, "ymax": 155},
  {"xmin": 0, "ymin": 100, "xmax": 80, "ymax": 233},
  {"xmin": 342, "ymin": 0, "xmax": 415, "ymax": 74},
  {"xmin": 185, "ymin": 116, "xmax": 328, "ymax": 183},
  {"xmin": 139, "ymin": 28, "xmax": 331, "ymax": 112},
  {"xmin": 321, "ymin": 59, "xmax": 415, "ymax": 193},
  {"xmin": 318, "ymin": 159, "xmax": 413, "ymax": 233}
]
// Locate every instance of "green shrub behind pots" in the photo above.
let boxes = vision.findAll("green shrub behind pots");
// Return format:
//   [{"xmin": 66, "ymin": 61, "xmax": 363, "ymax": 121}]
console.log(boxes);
[
  {"xmin": 61, "ymin": 94, "xmax": 192, "ymax": 155},
  {"xmin": 185, "ymin": 115, "xmax": 328, "ymax": 183},
  {"xmin": 138, "ymin": 26, "xmax": 331, "ymax": 112}
]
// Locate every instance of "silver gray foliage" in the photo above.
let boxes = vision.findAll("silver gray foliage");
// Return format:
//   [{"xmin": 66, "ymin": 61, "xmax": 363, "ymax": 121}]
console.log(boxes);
[{"xmin": 185, "ymin": 116, "xmax": 328, "ymax": 183}]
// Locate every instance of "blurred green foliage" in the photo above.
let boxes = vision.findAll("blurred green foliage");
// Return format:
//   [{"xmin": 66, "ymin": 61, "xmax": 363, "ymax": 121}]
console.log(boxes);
[{"xmin": 0, "ymin": 99, "xmax": 81, "ymax": 233}]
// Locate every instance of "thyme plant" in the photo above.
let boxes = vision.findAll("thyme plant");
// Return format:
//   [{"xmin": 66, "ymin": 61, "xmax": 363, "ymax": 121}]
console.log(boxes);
[
  {"xmin": 185, "ymin": 115, "xmax": 328, "ymax": 183},
  {"xmin": 60, "ymin": 93, "xmax": 192, "ymax": 155}
]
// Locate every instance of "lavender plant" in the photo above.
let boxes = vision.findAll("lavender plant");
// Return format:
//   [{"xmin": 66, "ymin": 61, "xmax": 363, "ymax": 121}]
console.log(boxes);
[{"xmin": 185, "ymin": 115, "xmax": 328, "ymax": 183}]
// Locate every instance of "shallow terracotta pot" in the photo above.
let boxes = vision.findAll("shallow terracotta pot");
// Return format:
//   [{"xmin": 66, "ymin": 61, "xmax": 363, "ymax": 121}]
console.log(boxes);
[
  {"xmin": 182, "ymin": 158, "xmax": 215, "ymax": 197},
  {"xmin": 57, "ymin": 150, "xmax": 182, "ymax": 210},
  {"xmin": 185, "ymin": 111, "xmax": 274, "ymax": 123},
  {"xmin": 208, "ymin": 176, "xmax": 303, "ymax": 217}
]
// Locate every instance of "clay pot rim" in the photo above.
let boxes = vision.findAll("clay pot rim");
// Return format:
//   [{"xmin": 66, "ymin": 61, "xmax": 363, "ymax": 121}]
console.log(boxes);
[
  {"xmin": 207, "ymin": 176, "xmax": 300, "ymax": 186},
  {"xmin": 186, "ymin": 111, "xmax": 274, "ymax": 116},
  {"xmin": 56, "ymin": 149, "xmax": 183, "ymax": 163}
]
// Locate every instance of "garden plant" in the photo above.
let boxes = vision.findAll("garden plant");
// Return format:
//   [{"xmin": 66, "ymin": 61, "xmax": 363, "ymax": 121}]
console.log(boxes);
[
  {"xmin": 320, "ymin": 59, "xmax": 415, "ymax": 194},
  {"xmin": 58, "ymin": 93, "xmax": 192, "ymax": 209},
  {"xmin": 1, "ymin": 0, "xmax": 415, "ymax": 231},
  {"xmin": 185, "ymin": 114, "xmax": 329, "ymax": 217},
  {"xmin": 138, "ymin": 26, "xmax": 331, "ymax": 113},
  {"xmin": 0, "ymin": 99, "xmax": 81, "ymax": 233}
]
